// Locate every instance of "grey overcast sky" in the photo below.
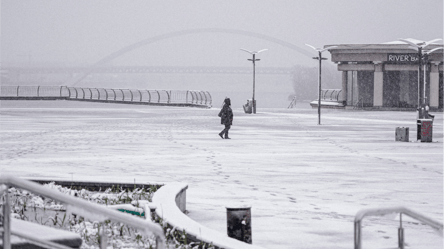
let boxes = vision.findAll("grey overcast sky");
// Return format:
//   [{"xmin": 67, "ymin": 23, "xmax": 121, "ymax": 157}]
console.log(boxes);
[{"xmin": 1, "ymin": 0, "xmax": 443, "ymax": 68}]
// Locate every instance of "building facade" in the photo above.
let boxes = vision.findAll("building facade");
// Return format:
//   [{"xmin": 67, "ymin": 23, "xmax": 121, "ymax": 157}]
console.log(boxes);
[{"xmin": 326, "ymin": 39, "xmax": 443, "ymax": 110}]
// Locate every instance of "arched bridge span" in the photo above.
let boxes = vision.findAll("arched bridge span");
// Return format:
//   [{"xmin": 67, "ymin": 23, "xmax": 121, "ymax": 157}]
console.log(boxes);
[{"xmin": 68, "ymin": 28, "xmax": 313, "ymax": 85}]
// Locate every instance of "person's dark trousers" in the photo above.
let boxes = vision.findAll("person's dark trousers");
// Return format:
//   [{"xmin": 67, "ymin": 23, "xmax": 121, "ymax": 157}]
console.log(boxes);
[{"xmin": 219, "ymin": 125, "xmax": 231, "ymax": 139}]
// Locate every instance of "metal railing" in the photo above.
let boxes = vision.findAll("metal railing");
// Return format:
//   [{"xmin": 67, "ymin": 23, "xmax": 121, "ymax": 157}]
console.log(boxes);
[
  {"xmin": 0, "ymin": 174, "xmax": 166, "ymax": 249},
  {"xmin": 0, "ymin": 86, "xmax": 212, "ymax": 107},
  {"xmin": 354, "ymin": 206, "xmax": 443, "ymax": 249},
  {"xmin": 321, "ymin": 89, "xmax": 343, "ymax": 102}
]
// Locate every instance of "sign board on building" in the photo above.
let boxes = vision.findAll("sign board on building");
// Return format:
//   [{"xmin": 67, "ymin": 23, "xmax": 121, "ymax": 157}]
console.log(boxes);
[{"xmin": 387, "ymin": 53, "xmax": 419, "ymax": 63}]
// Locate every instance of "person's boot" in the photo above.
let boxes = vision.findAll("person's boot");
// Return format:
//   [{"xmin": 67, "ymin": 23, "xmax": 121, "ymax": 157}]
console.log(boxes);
[
  {"xmin": 225, "ymin": 131, "xmax": 230, "ymax": 139},
  {"xmin": 218, "ymin": 133, "xmax": 224, "ymax": 139}
]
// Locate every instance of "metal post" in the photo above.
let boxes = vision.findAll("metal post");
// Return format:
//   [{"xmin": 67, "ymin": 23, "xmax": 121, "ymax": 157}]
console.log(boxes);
[
  {"xmin": 418, "ymin": 48, "xmax": 422, "ymax": 108},
  {"xmin": 398, "ymin": 213, "xmax": 404, "ymax": 249},
  {"xmin": 351, "ymin": 71, "xmax": 354, "ymax": 106},
  {"xmin": 120, "ymin": 89, "xmax": 124, "ymax": 101},
  {"xmin": 207, "ymin": 91, "xmax": 212, "ymax": 106},
  {"xmin": 354, "ymin": 220, "xmax": 361, "ymax": 249},
  {"xmin": 198, "ymin": 91, "xmax": 203, "ymax": 104},
  {"xmin": 252, "ymin": 54, "xmax": 256, "ymax": 114},
  {"xmin": 155, "ymin": 236, "xmax": 162, "ymax": 249},
  {"xmin": 164, "ymin": 90, "xmax": 170, "ymax": 103},
  {"xmin": 147, "ymin": 90, "xmax": 151, "ymax": 103},
  {"xmin": 318, "ymin": 51, "xmax": 322, "ymax": 125},
  {"xmin": 99, "ymin": 223, "xmax": 107, "ymax": 249},
  {"xmin": 423, "ymin": 62, "xmax": 427, "ymax": 106},
  {"xmin": 202, "ymin": 91, "xmax": 207, "ymax": 105},
  {"xmin": 2, "ymin": 187, "xmax": 11, "ymax": 249}
]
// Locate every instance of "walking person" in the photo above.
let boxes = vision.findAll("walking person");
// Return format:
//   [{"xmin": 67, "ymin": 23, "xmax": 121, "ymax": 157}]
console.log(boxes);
[{"xmin": 218, "ymin": 98, "xmax": 233, "ymax": 139}]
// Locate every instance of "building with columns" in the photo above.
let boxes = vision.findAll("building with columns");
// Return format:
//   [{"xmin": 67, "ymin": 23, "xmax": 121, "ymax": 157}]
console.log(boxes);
[{"xmin": 326, "ymin": 39, "xmax": 443, "ymax": 110}]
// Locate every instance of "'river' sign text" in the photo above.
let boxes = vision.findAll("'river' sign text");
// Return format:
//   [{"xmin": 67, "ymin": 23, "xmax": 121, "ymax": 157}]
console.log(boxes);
[{"xmin": 387, "ymin": 53, "xmax": 419, "ymax": 63}]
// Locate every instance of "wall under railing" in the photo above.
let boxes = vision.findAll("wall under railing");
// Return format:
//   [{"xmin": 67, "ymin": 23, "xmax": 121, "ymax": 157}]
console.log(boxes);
[{"xmin": 0, "ymin": 86, "xmax": 212, "ymax": 108}]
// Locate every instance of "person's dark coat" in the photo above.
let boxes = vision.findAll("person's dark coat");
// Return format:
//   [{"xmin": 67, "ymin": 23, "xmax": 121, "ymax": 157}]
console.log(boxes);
[{"xmin": 218, "ymin": 98, "xmax": 233, "ymax": 125}]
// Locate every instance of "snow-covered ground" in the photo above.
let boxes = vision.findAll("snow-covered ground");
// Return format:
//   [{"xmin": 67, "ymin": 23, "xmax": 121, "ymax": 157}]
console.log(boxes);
[{"xmin": 0, "ymin": 100, "xmax": 442, "ymax": 249}]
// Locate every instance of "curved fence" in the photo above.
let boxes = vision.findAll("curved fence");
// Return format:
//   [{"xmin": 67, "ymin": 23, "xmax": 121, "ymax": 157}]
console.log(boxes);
[
  {"xmin": 0, "ymin": 86, "xmax": 212, "ymax": 107},
  {"xmin": 321, "ymin": 89, "xmax": 343, "ymax": 102}
]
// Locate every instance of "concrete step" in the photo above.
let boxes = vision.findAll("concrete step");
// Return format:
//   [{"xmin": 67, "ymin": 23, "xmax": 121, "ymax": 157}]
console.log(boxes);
[{"xmin": 0, "ymin": 218, "xmax": 82, "ymax": 248}]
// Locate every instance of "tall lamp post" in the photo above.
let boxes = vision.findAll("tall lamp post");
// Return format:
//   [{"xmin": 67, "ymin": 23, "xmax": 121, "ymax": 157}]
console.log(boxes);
[
  {"xmin": 305, "ymin": 44, "xmax": 337, "ymax": 125},
  {"xmin": 240, "ymin": 48, "xmax": 267, "ymax": 114},
  {"xmin": 399, "ymin": 38, "xmax": 442, "ymax": 112}
]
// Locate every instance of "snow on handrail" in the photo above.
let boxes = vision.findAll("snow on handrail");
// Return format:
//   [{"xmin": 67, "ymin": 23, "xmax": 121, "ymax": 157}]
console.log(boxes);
[
  {"xmin": 0, "ymin": 174, "xmax": 166, "ymax": 249},
  {"xmin": 0, "ymin": 86, "xmax": 212, "ymax": 107},
  {"xmin": 354, "ymin": 206, "xmax": 443, "ymax": 249}
]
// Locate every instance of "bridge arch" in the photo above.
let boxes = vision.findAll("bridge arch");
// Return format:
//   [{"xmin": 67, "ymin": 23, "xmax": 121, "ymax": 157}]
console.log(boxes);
[{"xmin": 69, "ymin": 28, "xmax": 314, "ymax": 85}]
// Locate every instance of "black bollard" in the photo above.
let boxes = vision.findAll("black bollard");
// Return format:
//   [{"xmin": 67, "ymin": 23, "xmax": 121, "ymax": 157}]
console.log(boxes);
[{"xmin": 226, "ymin": 206, "xmax": 252, "ymax": 244}]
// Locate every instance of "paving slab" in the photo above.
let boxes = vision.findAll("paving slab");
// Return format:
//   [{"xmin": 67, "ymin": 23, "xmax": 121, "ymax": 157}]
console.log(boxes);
[{"xmin": 0, "ymin": 100, "xmax": 442, "ymax": 249}]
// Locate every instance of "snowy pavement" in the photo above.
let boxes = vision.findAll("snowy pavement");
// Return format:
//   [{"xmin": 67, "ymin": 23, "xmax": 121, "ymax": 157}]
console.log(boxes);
[{"xmin": 0, "ymin": 100, "xmax": 442, "ymax": 249}]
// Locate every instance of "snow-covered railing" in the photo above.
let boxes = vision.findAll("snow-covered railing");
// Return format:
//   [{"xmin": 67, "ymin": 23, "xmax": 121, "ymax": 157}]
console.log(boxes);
[
  {"xmin": 0, "ymin": 174, "xmax": 166, "ymax": 249},
  {"xmin": 152, "ymin": 182, "xmax": 266, "ymax": 249},
  {"xmin": 321, "ymin": 89, "xmax": 342, "ymax": 102},
  {"xmin": 354, "ymin": 206, "xmax": 443, "ymax": 249},
  {"xmin": 0, "ymin": 86, "xmax": 212, "ymax": 108}
]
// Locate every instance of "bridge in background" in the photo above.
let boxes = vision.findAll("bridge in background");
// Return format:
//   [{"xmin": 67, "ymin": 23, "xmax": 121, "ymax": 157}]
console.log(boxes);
[{"xmin": 1, "ymin": 66, "xmax": 294, "ymax": 76}]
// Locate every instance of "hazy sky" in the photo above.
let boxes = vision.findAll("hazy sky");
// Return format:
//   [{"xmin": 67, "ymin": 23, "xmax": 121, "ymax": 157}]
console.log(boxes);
[{"xmin": 1, "ymin": 0, "xmax": 443, "ymax": 68}]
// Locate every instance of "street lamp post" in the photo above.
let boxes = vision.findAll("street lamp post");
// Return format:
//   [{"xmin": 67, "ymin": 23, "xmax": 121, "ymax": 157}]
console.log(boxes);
[
  {"xmin": 399, "ymin": 38, "xmax": 442, "ymax": 112},
  {"xmin": 240, "ymin": 48, "xmax": 267, "ymax": 114},
  {"xmin": 305, "ymin": 44, "xmax": 337, "ymax": 125}
]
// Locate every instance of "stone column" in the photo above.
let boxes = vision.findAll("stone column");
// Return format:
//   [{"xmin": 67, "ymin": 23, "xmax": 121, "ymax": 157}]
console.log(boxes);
[
  {"xmin": 342, "ymin": 71, "xmax": 348, "ymax": 105},
  {"xmin": 429, "ymin": 62, "xmax": 440, "ymax": 108},
  {"xmin": 373, "ymin": 61, "xmax": 383, "ymax": 107}
]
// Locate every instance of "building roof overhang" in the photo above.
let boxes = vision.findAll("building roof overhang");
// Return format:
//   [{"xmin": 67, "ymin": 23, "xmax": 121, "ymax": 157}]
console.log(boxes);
[{"xmin": 324, "ymin": 39, "xmax": 443, "ymax": 63}]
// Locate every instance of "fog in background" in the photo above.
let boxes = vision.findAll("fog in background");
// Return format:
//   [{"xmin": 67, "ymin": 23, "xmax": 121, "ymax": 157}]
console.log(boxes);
[{"xmin": 1, "ymin": 0, "xmax": 443, "ymax": 107}]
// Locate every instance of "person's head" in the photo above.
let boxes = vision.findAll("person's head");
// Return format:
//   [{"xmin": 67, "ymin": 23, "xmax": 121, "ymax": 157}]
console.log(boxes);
[{"xmin": 224, "ymin": 98, "xmax": 231, "ymax": 106}]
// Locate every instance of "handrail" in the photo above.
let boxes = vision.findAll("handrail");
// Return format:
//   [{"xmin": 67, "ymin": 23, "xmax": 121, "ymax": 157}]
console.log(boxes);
[
  {"xmin": 0, "ymin": 174, "xmax": 166, "ymax": 249},
  {"xmin": 129, "ymin": 89, "xmax": 134, "ymax": 102},
  {"xmin": 354, "ymin": 206, "xmax": 443, "ymax": 249},
  {"xmin": 120, "ymin": 89, "xmax": 124, "ymax": 101},
  {"xmin": 206, "ymin": 91, "xmax": 212, "ymax": 106},
  {"xmin": 11, "ymin": 229, "xmax": 74, "ymax": 249},
  {"xmin": 320, "ymin": 89, "xmax": 342, "ymax": 102},
  {"xmin": 0, "ymin": 86, "xmax": 212, "ymax": 107}
]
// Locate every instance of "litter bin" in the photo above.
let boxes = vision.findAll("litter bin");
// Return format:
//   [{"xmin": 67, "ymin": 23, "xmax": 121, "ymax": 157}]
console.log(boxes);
[
  {"xmin": 226, "ymin": 205, "xmax": 252, "ymax": 244},
  {"xmin": 395, "ymin": 127, "xmax": 409, "ymax": 142},
  {"xmin": 243, "ymin": 99, "xmax": 254, "ymax": 114},
  {"xmin": 417, "ymin": 119, "xmax": 433, "ymax": 142}
]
